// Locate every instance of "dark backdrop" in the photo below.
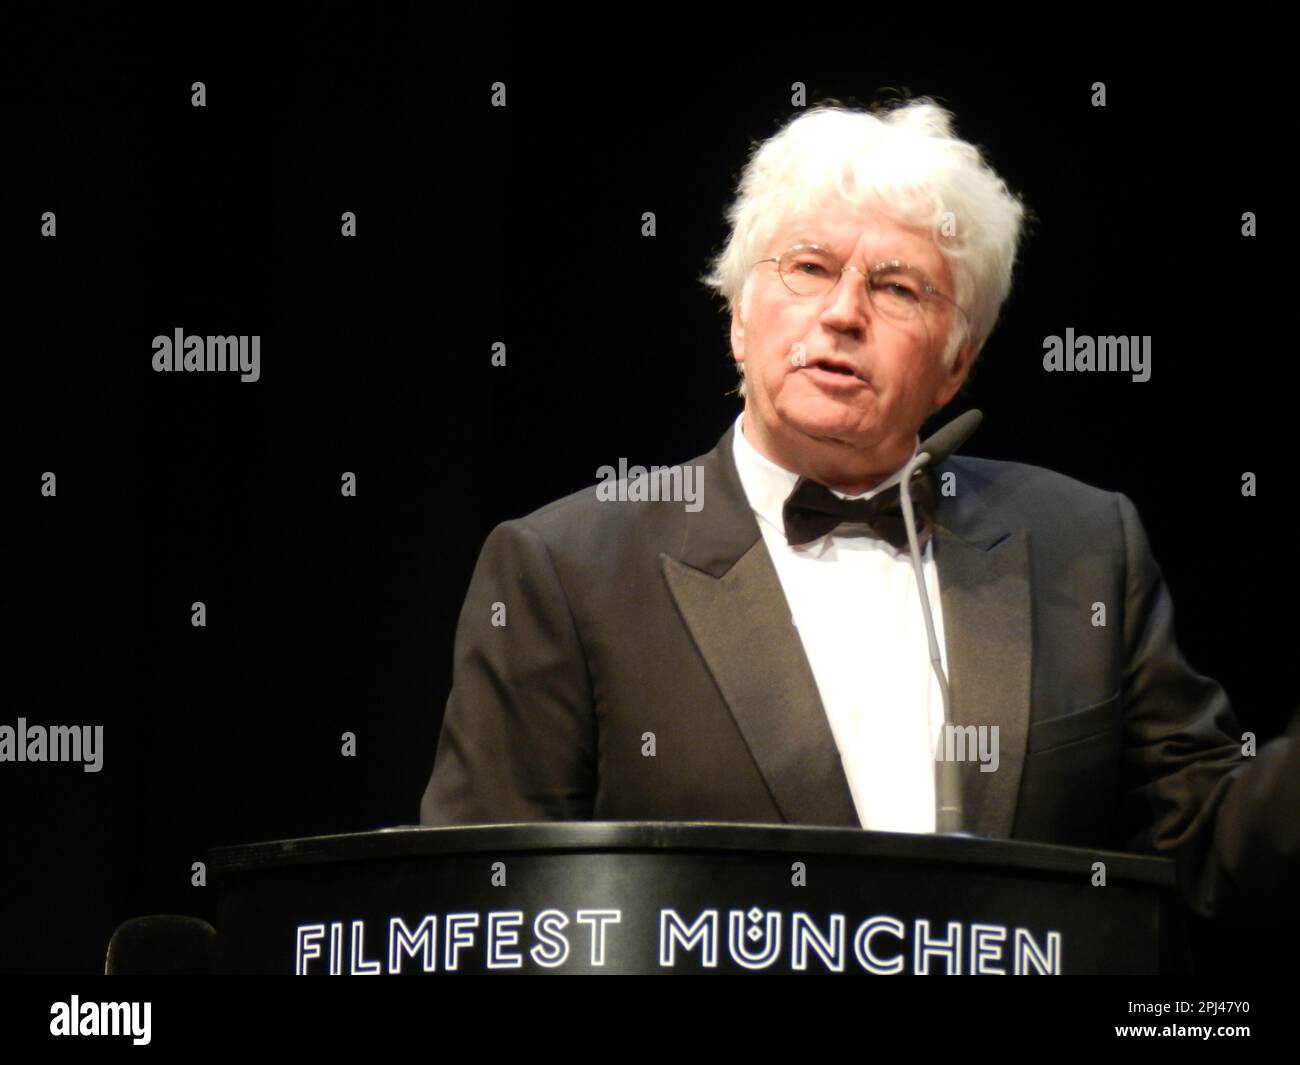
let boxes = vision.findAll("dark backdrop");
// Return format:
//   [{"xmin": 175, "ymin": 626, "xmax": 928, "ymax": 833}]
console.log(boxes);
[{"xmin": 7, "ymin": 5, "xmax": 1293, "ymax": 974}]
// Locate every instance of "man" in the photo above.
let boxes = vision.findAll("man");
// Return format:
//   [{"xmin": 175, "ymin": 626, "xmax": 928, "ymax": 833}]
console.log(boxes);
[{"xmin": 419, "ymin": 99, "xmax": 1298, "ymax": 922}]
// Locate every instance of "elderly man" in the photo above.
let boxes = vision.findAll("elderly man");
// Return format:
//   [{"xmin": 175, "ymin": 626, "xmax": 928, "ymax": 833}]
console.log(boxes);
[{"xmin": 419, "ymin": 98, "xmax": 1298, "ymax": 922}]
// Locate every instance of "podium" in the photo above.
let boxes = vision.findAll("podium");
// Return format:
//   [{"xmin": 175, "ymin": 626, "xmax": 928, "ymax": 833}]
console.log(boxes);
[{"xmin": 207, "ymin": 822, "xmax": 1188, "ymax": 974}]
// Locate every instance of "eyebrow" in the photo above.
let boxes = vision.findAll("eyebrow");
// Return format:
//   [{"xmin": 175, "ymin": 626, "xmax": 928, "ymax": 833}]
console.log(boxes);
[
  {"xmin": 787, "ymin": 237, "xmax": 941, "ymax": 279},
  {"xmin": 789, "ymin": 237, "xmax": 912, "ymax": 263}
]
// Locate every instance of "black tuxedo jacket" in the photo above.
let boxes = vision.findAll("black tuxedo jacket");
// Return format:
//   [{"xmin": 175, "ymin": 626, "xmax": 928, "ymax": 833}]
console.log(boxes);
[{"xmin": 419, "ymin": 420, "xmax": 1299, "ymax": 920}]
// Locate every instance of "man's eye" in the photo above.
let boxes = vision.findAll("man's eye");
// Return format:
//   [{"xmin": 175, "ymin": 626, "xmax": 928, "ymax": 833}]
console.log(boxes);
[
  {"xmin": 876, "ymin": 280, "xmax": 920, "ymax": 300},
  {"xmin": 794, "ymin": 261, "xmax": 831, "ymax": 276}
]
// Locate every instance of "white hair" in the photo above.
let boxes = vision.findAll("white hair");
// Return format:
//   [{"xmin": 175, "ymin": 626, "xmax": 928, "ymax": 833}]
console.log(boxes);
[{"xmin": 700, "ymin": 97, "xmax": 1029, "ymax": 398}]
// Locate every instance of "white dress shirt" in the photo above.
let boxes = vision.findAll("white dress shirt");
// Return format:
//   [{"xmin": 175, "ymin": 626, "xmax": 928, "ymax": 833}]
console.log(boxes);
[{"xmin": 730, "ymin": 410, "xmax": 949, "ymax": 833}]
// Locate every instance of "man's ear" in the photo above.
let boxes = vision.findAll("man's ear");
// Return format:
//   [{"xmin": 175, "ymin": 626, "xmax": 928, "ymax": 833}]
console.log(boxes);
[
  {"xmin": 932, "ymin": 337, "xmax": 979, "ymax": 409},
  {"xmin": 730, "ymin": 305, "xmax": 746, "ymax": 364}
]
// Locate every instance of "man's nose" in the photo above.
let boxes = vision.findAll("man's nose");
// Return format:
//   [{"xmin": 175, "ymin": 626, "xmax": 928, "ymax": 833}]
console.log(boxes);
[{"xmin": 821, "ymin": 266, "xmax": 872, "ymax": 329}]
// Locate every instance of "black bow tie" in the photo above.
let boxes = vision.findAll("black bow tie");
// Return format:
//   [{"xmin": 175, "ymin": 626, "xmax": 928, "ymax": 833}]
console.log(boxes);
[{"xmin": 782, "ymin": 470, "xmax": 937, "ymax": 550}]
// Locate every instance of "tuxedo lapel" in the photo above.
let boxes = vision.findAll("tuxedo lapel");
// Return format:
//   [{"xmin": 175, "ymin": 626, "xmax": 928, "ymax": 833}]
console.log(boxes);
[
  {"xmin": 930, "ymin": 462, "xmax": 1032, "ymax": 839},
  {"xmin": 659, "ymin": 421, "xmax": 1033, "ymax": 838},
  {"xmin": 660, "ymin": 422, "xmax": 860, "ymax": 827}
]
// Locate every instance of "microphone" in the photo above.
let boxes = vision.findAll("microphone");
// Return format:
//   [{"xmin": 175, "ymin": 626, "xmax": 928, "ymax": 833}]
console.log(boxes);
[
  {"xmin": 915, "ymin": 408, "xmax": 983, "ymax": 469},
  {"xmin": 900, "ymin": 409, "xmax": 984, "ymax": 836},
  {"xmin": 105, "ymin": 915, "xmax": 217, "ymax": 975}
]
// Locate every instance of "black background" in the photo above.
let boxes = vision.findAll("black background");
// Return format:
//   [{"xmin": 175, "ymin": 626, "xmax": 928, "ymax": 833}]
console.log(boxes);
[{"xmin": 6, "ymin": 4, "xmax": 1294, "ymax": 976}]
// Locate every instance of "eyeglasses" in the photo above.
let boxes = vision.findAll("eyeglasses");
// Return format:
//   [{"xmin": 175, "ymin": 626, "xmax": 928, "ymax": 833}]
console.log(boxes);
[{"xmin": 755, "ymin": 243, "xmax": 967, "ymax": 324}]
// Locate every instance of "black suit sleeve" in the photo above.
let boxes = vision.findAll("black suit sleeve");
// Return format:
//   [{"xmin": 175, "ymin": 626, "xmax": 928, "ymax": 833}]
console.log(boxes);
[
  {"xmin": 1117, "ymin": 492, "xmax": 1300, "ymax": 920},
  {"xmin": 419, "ymin": 519, "xmax": 597, "ymax": 825}
]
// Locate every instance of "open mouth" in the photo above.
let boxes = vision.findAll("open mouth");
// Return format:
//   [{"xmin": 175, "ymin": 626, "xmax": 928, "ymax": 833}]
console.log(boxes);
[{"xmin": 803, "ymin": 362, "xmax": 865, "ymax": 383}]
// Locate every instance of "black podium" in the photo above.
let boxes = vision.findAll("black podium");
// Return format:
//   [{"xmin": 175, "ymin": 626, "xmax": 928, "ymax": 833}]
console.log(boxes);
[{"xmin": 207, "ymin": 823, "xmax": 1187, "ymax": 974}]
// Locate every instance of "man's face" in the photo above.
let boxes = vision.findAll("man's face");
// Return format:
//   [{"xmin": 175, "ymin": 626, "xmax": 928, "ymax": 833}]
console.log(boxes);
[{"xmin": 731, "ymin": 197, "xmax": 973, "ymax": 491}]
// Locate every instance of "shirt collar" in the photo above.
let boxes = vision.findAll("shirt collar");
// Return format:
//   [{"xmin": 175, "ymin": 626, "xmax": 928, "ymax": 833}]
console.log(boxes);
[{"xmin": 730, "ymin": 410, "xmax": 922, "ymax": 545}]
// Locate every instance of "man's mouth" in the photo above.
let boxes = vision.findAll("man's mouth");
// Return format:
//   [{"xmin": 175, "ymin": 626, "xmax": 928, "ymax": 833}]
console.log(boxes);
[{"xmin": 801, "ymin": 359, "xmax": 868, "ymax": 386}]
